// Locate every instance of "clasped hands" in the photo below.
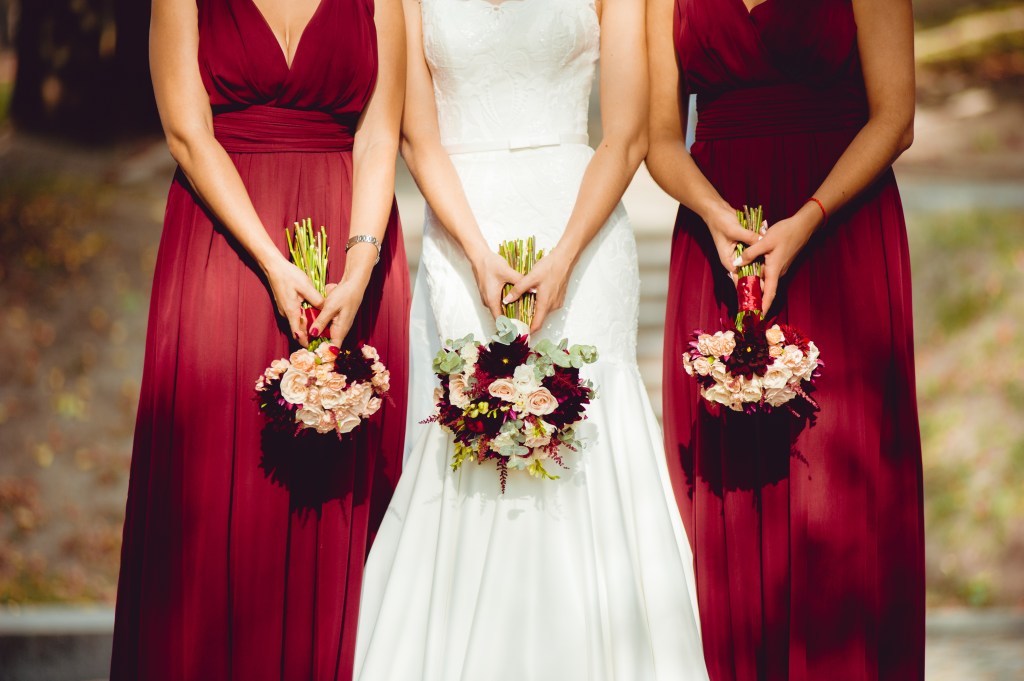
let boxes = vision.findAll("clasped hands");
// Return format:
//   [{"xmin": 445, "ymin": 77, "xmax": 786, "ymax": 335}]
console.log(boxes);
[
  {"xmin": 265, "ymin": 256, "xmax": 368, "ymax": 348},
  {"xmin": 704, "ymin": 201, "xmax": 821, "ymax": 312}
]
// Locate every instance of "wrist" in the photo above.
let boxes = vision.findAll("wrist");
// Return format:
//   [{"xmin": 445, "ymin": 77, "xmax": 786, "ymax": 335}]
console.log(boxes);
[
  {"xmin": 796, "ymin": 201, "xmax": 825, "ymax": 233},
  {"xmin": 257, "ymin": 248, "xmax": 288, "ymax": 277},
  {"xmin": 698, "ymin": 196, "xmax": 735, "ymax": 226},
  {"xmin": 463, "ymin": 237, "xmax": 493, "ymax": 265},
  {"xmin": 340, "ymin": 247, "xmax": 376, "ymax": 289}
]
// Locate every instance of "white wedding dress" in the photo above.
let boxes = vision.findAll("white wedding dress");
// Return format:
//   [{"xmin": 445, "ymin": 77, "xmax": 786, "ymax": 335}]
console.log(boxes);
[{"xmin": 355, "ymin": 1, "xmax": 709, "ymax": 679}]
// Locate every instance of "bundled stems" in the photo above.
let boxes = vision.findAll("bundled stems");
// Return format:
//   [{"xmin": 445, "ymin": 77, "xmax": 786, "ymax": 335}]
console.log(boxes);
[
  {"xmin": 733, "ymin": 205, "xmax": 766, "ymax": 328},
  {"xmin": 499, "ymin": 237, "xmax": 544, "ymax": 326},
  {"xmin": 286, "ymin": 218, "xmax": 330, "ymax": 302}
]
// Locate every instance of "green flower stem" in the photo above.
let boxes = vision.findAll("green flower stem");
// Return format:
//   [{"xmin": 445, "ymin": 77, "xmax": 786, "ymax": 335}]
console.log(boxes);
[
  {"xmin": 286, "ymin": 217, "xmax": 330, "ymax": 305},
  {"xmin": 499, "ymin": 237, "xmax": 545, "ymax": 326}
]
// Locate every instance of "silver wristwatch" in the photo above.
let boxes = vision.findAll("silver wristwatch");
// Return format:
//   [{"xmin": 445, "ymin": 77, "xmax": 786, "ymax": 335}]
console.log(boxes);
[{"xmin": 346, "ymin": 234, "xmax": 381, "ymax": 265}]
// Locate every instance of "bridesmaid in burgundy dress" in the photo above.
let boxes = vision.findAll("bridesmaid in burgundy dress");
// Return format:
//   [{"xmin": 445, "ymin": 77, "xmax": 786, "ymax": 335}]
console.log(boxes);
[
  {"xmin": 110, "ymin": 0, "xmax": 408, "ymax": 678},
  {"xmin": 647, "ymin": 0, "xmax": 924, "ymax": 679}
]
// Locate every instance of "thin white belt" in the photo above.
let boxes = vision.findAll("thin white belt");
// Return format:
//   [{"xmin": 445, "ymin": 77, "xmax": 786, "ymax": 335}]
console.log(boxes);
[{"xmin": 444, "ymin": 132, "xmax": 589, "ymax": 155}]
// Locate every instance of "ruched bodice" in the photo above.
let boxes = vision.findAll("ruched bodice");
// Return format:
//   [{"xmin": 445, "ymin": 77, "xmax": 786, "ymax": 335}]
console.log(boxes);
[{"xmin": 421, "ymin": 0, "xmax": 598, "ymax": 149}]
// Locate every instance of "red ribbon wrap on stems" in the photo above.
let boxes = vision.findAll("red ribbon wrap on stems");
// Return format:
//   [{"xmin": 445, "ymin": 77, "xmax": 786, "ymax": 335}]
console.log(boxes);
[
  {"xmin": 737, "ymin": 275, "xmax": 763, "ymax": 314},
  {"xmin": 303, "ymin": 306, "xmax": 331, "ymax": 340}
]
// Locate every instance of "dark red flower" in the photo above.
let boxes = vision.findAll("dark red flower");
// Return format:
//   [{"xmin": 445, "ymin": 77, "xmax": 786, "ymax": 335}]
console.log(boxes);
[
  {"xmin": 476, "ymin": 336, "xmax": 531, "ymax": 378},
  {"xmin": 724, "ymin": 321, "xmax": 770, "ymax": 379}
]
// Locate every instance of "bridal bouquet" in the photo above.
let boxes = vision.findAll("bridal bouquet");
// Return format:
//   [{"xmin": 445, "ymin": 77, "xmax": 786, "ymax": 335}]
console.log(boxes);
[
  {"xmin": 255, "ymin": 219, "xmax": 390, "ymax": 437},
  {"xmin": 682, "ymin": 206, "xmax": 822, "ymax": 413},
  {"xmin": 425, "ymin": 238, "xmax": 598, "ymax": 492}
]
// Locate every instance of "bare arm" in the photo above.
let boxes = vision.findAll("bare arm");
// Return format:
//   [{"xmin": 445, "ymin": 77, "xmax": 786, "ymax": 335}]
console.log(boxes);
[
  {"xmin": 644, "ymin": 0, "xmax": 757, "ymax": 283},
  {"xmin": 310, "ymin": 0, "xmax": 407, "ymax": 343},
  {"xmin": 504, "ymin": 0, "xmax": 653, "ymax": 331},
  {"xmin": 151, "ymin": 0, "xmax": 324, "ymax": 345},
  {"xmin": 398, "ymin": 0, "xmax": 522, "ymax": 320}
]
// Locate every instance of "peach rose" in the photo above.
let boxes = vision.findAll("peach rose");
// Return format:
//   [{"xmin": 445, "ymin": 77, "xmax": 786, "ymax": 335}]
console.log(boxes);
[
  {"xmin": 348, "ymin": 382, "xmax": 374, "ymax": 416},
  {"xmin": 738, "ymin": 376, "xmax": 762, "ymax": 403},
  {"xmin": 693, "ymin": 357, "xmax": 713, "ymax": 377},
  {"xmin": 765, "ymin": 325, "xmax": 785, "ymax": 346},
  {"xmin": 696, "ymin": 334, "xmax": 715, "ymax": 356},
  {"xmin": 265, "ymin": 358, "xmax": 290, "ymax": 381},
  {"xmin": 279, "ymin": 368, "xmax": 312, "ymax": 405},
  {"xmin": 769, "ymin": 345, "xmax": 784, "ymax": 359},
  {"xmin": 372, "ymin": 369, "xmax": 391, "ymax": 393},
  {"xmin": 702, "ymin": 383, "xmax": 733, "ymax": 408},
  {"xmin": 320, "ymin": 387, "xmax": 346, "ymax": 411},
  {"xmin": 524, "ymin": 388, "xmax": 558, "ymax": 416},
  {"xmin": 324, "ymin": 372, "xmax": 347, "ymax": 393},
  {"xmin": 361, "ymin": 345, "xmax": 380, "ymax": 362},
  {"xmin": 449, "ymin": 374, "xmax": 471, "ymax": 408},
  {"xmin": 488, "ymin": 378, "xmax": 518, "ymax": 403},
  {"xmin": 289, "ymin": 349, "xmax": 316, "ymax": 373},
  {"xmin": 682, "ymin": 354, "xmax": 695, "ymax": 376},
  {"xmin": 316, "ymin": 410, "xmax": 337, "ymax": 434},
  {"xmin": 365, "ymin": 396, "xmax": 383, "ymax": 416},
  {"xmin": 713, "ymin": 331, "xmax": 737, "ymax": 357},
  {"xmin": 255, "ymin": 375, "xmax": 266, "ymax": 391},
  {"xmin": 314, "ymin": 363, "xmax": 335, "ymax": 383},
  {"xmin": 433, "ymin": 386, "xmax": 445, "ymax": 404},
  {"xmin": 304, "ymin": 386, "xmax": 322, "ymax": 408},
  {"xmin": 710, "ymin": 361, "xmax": 728, "ymax": 383},
  {"xmin": 315, "ymin": 343, "xmax": 338, "ymax": 363}
]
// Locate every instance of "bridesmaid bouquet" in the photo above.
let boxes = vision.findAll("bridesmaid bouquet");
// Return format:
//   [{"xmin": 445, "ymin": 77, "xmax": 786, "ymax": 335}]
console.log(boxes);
[
  {"xmin": 255, "ymin": 218, "xmax": 390, "ymax": 437},
  {"xmin": 425, "ymin": 238, "xmax": 598, "ymax": 492},
  {"xmin": 682, "ymin": 206, "xmax": 822, "ymax": 413}
]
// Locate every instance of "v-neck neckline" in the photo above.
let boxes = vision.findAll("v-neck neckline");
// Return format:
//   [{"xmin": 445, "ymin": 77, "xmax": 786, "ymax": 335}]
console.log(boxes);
[
  {"xmin": 247, "ymin": 0, "xmax": 327, "ymax": 72},
  {"xmin": 739, "ymin": 0, "xmax": 772, "ymax": 17}
]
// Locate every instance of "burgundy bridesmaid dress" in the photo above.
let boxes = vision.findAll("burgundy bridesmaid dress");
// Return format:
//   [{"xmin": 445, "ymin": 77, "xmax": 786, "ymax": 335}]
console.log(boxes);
[
  {"xmin": 663, "ymin": 1, "xmax": 924, "ymax": 679},
  {"xmin": 110, "ymin": 1, "xmax": 410, "ymax": 679}
]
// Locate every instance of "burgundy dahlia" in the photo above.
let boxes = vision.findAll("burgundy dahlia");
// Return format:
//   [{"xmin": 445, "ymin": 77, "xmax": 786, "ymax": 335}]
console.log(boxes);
[
  {"xmin": 476, "ymin": 335, "xmax": 531, "ymax": 378},
  {"xmin": 725, "ymin": 323, "xmax": 770, "ymax": 379}
]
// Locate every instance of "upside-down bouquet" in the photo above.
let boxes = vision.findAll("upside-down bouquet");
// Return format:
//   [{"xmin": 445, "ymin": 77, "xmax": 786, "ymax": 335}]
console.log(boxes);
[
  {"xmin": 425, "ymin": 238, "xmax": 598, "ymax": 491},
  {"xmin": 682, "ymin": 206, "xmax": 822, "ymax": 414}
]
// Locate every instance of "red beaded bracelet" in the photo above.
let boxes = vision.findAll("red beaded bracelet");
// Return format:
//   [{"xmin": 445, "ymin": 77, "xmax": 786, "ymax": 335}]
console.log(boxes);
[{"xmin": 808, "ymin": 197, "xmax": 827, "ymax": 225}]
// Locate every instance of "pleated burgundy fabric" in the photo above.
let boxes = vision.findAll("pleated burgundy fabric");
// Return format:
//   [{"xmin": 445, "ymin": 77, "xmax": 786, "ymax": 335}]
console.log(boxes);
[
  {"xmin": 663, "ymin": 1, "xmax": 925, "ymax": 679},
  {"xmin": 110, "ymin": 1, "xmax": 410, "ymax": 679}
]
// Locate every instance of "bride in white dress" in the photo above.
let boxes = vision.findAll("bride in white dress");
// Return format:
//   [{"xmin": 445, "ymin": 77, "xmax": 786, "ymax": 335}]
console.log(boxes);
[{"xmin": 356, "ymin": 0, "xmax": 709, "ymax": 679}]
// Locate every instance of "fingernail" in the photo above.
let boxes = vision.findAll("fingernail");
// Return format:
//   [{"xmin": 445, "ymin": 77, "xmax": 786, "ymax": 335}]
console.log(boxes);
[
  {"xmin": 502, "ymin": 296, "xmax": 512, "ymax": 304},
  {"xmin": 310, "ymin": 327, "xmax": 320, "ymax": 338},
  {"xmin": 732, "ymin": 256, "xmax": 742, "ymax": 267}
]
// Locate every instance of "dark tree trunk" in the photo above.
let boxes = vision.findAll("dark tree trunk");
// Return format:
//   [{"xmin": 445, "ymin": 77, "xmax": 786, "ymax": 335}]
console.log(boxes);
[{"xmin": 10, "ymin": 0, "xmax": 158, "ymax": 141}]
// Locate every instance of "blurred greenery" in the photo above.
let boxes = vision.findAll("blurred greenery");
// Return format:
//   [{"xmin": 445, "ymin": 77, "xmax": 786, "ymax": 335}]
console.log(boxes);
[{"xmin": 909, "ymin": 208, "xmax": 1024, "ymax": 606}]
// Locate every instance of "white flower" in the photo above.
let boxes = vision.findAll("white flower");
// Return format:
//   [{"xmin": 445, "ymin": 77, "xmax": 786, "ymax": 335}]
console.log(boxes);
[
  {"xmin": 459, "ymin": 343, "xmax": 480, "ymax": 372},
  {"xmin": 693, "ymin": 356, "xmax": 713, "ymax": 377},
  {"xmin": 295, "ymin": 405, "xmax": 324, "ymax": 430},
  {"xmin": 765, "ymin": 385, "xmax": 797, "ymax": 407},
  {"xmin": 490, "ymin": 430, "xmax": 518, "ymax": 456},
  {"xmin": 797, "ymin": 342, "xmax": 821, "ymax": 382},
  {"xmin": 780, "ymin": 345, "xmax": 804, "ymax": 371},
  {"xmin": 279, "ymin": 368, "xmax": 312, "ymax": 405},
  {"xmin": 738, "ymin": 375, "xmax": 762, "ymax": 404},
  {"xmin": 762, "ymin": 363, "xmax": 793, "ymax": 390},
  {"xmin": 448, "ymin": 374, "xmax": 471, "ymax": 409},
  {"xmin": 513, "ymin": 364, "xmax": 541, "ymax": 395}
]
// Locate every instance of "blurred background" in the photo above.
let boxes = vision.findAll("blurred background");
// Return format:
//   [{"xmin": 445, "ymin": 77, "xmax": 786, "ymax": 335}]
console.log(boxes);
[{"xmin": 0, "ymin": 0, "xmax": 1022, "ymax": 679}]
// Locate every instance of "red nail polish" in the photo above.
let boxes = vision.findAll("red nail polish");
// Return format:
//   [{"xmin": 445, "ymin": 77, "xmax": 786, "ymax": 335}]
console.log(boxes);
[{"xmin": 310, "ymin": 327, "xmax": 320, "ymax": 338}]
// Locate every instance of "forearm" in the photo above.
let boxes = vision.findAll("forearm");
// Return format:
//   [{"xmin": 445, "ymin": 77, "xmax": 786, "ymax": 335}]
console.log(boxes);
[
  {"xmin": 171, "ymin": 132, "xmax": 284, "ymax": 273},
  {"xmin": 346, "ymin": 137, "xmax": 400, "ymax": 286},
  {"xmin": 556, "ymin": 137, "xmax": 646, "ymax": 261},
  {"xmin": 402, "ymin": 138, "xmax": 490, "ymax": 260},
  {"xmin": 807, "ymin": 115, "xmax": 913, "ymax": 221},
  {"xmin": 645, "ymin": 137, "xmax": 732, "ymax": 222}
]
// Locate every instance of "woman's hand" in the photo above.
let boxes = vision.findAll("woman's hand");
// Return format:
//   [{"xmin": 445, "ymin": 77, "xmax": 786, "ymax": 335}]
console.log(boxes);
[
  {"xmin": 309, "ymin": 280, "xmax": 367, "ymax": 347},
  {"xmin": 734, "ymin": 202, "xmax": 822, "ymax": 311},
  {"xmin": 703, "ymin": 201, "xmax": 761, "ymax": 281},
  {"xmin": 501, "ymin": 249, "xmax": 575, "ymax": 333},
  {"xmin": 265, "ymin": 257, "xmax": 326, "ymax": 347},
  {"xmin": 468, "ymin": 246, "xmax": 524, "ymax": 320}
]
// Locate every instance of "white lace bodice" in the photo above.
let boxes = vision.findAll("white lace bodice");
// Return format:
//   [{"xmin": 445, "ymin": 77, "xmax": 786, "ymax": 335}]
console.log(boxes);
[{"xmin": 422, "ymin": 0, "xmax": 599, "ymax": 150}]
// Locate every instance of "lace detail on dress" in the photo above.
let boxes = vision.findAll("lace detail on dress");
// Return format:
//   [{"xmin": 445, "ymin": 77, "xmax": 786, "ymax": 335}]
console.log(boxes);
[{"xmin": 418, "ymin": 0, "xmax": 640, "ymax": 364}]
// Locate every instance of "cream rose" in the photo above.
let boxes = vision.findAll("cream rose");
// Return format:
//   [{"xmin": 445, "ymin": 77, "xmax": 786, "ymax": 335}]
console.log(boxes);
[
  {"xmin": 304, "ymin": 386, "xmax": 322, "ymax": 408},
  {"xmin": 365, "ymin": 396, "xmax": 383, "ymax": 416},
  {"xmin": 336, "ymin": 410, "xmax": 362, "ymax": 434},
  {"xmin": 702, "ymin": 383, "xmax": 733, "ymax": 408},
  {"xmin": 315, "ymin": 343, "xmax": 337, "ymax": 363},
  {"xmin": 349, "ymin": 382, "xmax": 374, "ymax": 416},
  {"xmin": 738, "ymin": 376, "xmax": 762, "ymax": 403},
  {"xmin": 316, "ymin": 410, "xmax": 336, "ymax": 434},
  {"xmin": 279, "ymin": 368, "xmax": 312, "ymax": 405},
  {"xmin": 449, "ymin": 374, "xmax": 471, "ymax": 408},
  {"xmin": 693, "ymin": 356, "xmax": 713, "ymax": 377},
  {"xmin": 459, "ymin": 344, "xmax": 480, "ymax": 366},
  {"xmin": 762, "ymin": 363, "xmax": 793, "ymax": 390},
  {"xmin": 710, "ymin": 361, "xmax": 729, "ymax": 383},
  {"xmin": 780, "ymin": 345, "xmax": 804, "ymax": 370},
  {"xmin": 324, "ymin": 372, "xmax": 347, "ymax": 393},
  {"xmin": 512, "ymin": 364, "xmax": 540, "ymax": 395},
  {"xmin": 433, "ymin": 386, "xmax": 445, "ymax": 404},
  {"xmin": 769, "ymin": 345, "xmax": 784, "ymax": 359},
  {"xmin": 524, "ymin": 387, "xmax": 558, "ymax": 416},
  {"xmin": 361, "ymin": 345, "xmax": 380, "ymax": 362},
  {"xmin": 765, "ymin": 385, "xmax": 797, "ymax": 407},
  {"xmin": 716, "ymin": 331, "xmax": 737, "ymax": 357},
  {"xmin": 372, "ymin": 369, "xmax": 391, "ymax": 393},
  {"xmin": 315, "ymin": 363, "xmax": 335, "ymax": 383},
  {"xmin": 289, "ymin": 349, "xmax": 316, "ymax": 373},
  {"xmin": 765, "ymin": 325, "xmax": 785, "ymax": 346},
  {"xmin": 295, "ymin": 405, "xmax": 323, "ymax": 429},
  {"xmin": 255, "ymin": 375, "xmax": 266, "ymax": 391},
  {"xmin": 682, "ymin": 355, "xmax": 695, "ymax": 376},
  {"xmin": 488, "ymin": 378, "xmax": 518, "ymax": 403}
]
